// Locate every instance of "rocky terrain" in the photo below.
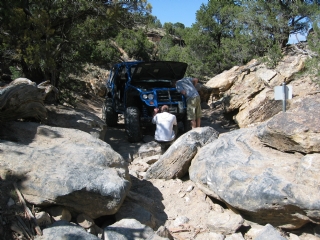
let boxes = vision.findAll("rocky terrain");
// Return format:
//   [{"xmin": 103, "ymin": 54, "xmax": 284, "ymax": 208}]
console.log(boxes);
[{"xmin": 1, "ymin": 43, "xmax": 320, "ymax": 240}]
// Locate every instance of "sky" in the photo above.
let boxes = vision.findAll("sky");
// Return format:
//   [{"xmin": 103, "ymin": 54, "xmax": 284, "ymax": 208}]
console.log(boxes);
[{"xmin": 147, "ymin": 0, "xmax": 207, "ymax": 27}]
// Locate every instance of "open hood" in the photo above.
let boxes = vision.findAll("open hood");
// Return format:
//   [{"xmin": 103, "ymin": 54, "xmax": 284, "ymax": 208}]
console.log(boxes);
[{"xmin": 131, "ymin": 61, "xmax": 188, "ymax": 82}]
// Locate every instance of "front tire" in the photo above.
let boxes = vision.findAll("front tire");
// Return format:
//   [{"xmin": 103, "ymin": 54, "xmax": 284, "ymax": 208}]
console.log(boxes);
[
  {"xmin": 102, "ymin": 99, "xmax": 118, "ymax": 127},
  {"xmin": 125, "ymin": 107, "xmax": 142, "ymax": 143}
]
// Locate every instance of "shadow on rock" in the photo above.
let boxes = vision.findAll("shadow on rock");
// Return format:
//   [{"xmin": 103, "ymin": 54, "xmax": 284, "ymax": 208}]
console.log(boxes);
[{"xmin": 115, "ymin": 175, "xmax": 167, "ymax": 230}]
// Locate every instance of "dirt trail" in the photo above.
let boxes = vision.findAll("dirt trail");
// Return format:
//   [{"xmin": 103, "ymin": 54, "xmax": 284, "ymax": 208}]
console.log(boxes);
[
  {"xmin": 74, "ymin": 92, "xmax": 239, "ymax": 163},
  {"xmin": 74, "ymin": 93, "xmax": 238, "ymax": 159}
]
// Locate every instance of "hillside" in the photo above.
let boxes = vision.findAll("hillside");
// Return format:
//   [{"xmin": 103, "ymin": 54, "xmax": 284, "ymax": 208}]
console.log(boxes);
[{"xmin": 1, "ymin": 43, "xmax": 320, "ymax": 240}]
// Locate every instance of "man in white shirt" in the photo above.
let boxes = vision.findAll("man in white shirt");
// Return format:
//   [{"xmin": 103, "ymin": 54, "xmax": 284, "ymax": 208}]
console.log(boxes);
[{"xmin": 152, "ymin": 105, "xmax": 177, "ymax": 142}]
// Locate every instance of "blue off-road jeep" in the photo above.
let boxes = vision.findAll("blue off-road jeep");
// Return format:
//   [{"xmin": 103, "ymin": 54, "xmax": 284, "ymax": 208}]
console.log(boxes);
[{"xmin": 102, "ymin": 61, "xmax": 189, "ymax": 142}]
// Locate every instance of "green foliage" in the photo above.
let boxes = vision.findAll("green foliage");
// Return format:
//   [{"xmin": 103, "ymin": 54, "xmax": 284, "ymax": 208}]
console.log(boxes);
[
  {"xmin": 261, "ymin": 44, "xmax": 283, "ymax": 69},
  {"xmin": 1, "ymin": 0, "xmax": 320, "ymax": 89},
  {"xmin": 91, "ymin": 40, "xmax": 122, "ymax": 66},
  {"xmin": 185, "ymin": 1, "xmax": 245, "ymax": 78},
  {"xmin": 163, "ymin": 22, "xmax": 185, "ymax": 36},
  {"xmin": 115, "ymin": 29, "xmax": 154, "ymax": 61},
  {"xmin": 305, "ymin": 20, "xmax": 320, "ymax": 84},
  {"xmin": 58, "ymin": 77, "xmax": 88, "ymax": 107},
  {"xmin": 175, "ymin": 0, "xmax": 319, "ymax": 80},
  {"xmin": 145, "ymin": 15, "xmax": 162, "ymax": 29},
  {"xmin": 0, "ymin": 0, "xmax": 150, "ymax": 87},
  {"xmin": 157, "ymin": 35, "xmax": 175, "ymax": 60},
  {"xmin": 9, "ymin": 66, "xmax": 23, "ymax": 80}
]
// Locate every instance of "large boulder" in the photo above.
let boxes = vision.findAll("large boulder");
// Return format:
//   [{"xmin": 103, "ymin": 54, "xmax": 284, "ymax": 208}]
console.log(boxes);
[
  {"xmin": 223, "ymin": 70, "xmax": 265, "ymax": 113},
  {"xmin": 235, "ymin": 88, "xmax": 283, "ymax": 128},
  {"xmin": 275, "ymin": 54, "xmax": 306, "ymax": 80},
  {"xmin": 42, "ymin": 105, "xmax": 107, "ymax": 140},
  {"xmin": 144, "ymin": 127, "xmax": 219, "ymax": 180},
  {"xmin": 189, "ymin": 126, "xmax": 320, "ymax": 229},
  {"xmin": 257, "ymin": 94, "xmax": 320, "ymax": 153},
  {"xmin": 205, "ymin": 66, "xmax": 241, "ymax": 92},
  {"xmin": 206, "ymin": 52, "xmax": 317, "ymax": 128},
  {"xmin": 0, "ymin": 78, "xmax": 53, "ymax": 122},
  {"xmin": 0, "ymin": 121, "xmax": 131, "ymax": 218}
]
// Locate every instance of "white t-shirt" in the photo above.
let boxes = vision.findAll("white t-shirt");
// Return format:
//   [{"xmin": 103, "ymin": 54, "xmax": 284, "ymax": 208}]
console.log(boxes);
[{"xmin": 152, "ymin": 112, "xmax": 177, "ymax": 141}]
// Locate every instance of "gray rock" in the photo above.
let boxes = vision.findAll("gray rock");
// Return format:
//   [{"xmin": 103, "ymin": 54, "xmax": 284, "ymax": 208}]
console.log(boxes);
[
  {"xmin": 173, "ymin": 216, "xmax": 189, "ymax": 227},
  {"xmin": 77, "ymin": 213, "xmax": 94, "ymax": 229},
  {"xmin": 189, "ymin": 126, "xmax": 320, "ymax": 229},
  {"xmin": 0, "ymin": 78, "xmax": 48, "ymax": 122},
  {"xmin": 257, "ymin": 94, "xmax": 320, "ymax": 153},
  {"xmin": 43, "ymin": 104, "xmax": 107, "ymax": 140},
  {"xmin": 254, "ymin": 224, "xmax": 286, "ymax": 240},
  {"xmin": 104, "ymin": 218, "xmax": 156, "ymax": 240},
  {"xmin": 35, "ymin": 211, "xmax": 52, "ymax": 227},
  {"xmin": 145, "ymin": 127, "xmax": 219, "ymax": 180},
  {"xmin": 115, "ymin": 200, "xmax": 156, "ymax": 229},
  {"xmin": 155, "ymin": 226, "xmax": 173, "ymax": 240},
  {"xmin": 235, "ymin": 88, "xmax": 283, "ymax": 128},
  {"xmin": 34, "ymin": 220, "xmax": 100, "ymax": 240},
  {"xmin": 206, "ymin": 209, "xmax": 244, "ymax": 235},
  {"xmin": 0, "ymin": 121, "xmax": 131, "ymax": 218}
]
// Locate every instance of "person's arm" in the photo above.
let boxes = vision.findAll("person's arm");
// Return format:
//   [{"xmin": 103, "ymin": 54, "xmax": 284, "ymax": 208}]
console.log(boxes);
[
  {"xmin": 153, "ymin": 108, "xmax": 159, "ymax": 116},
  {"xmin": 152, "ymin": 108, "xmax": 159, "ymax": 124},
  {"xmin": 191, "ymin": 78, "xmax": 198, "ymax": 86},
  {"xmin": 173, "ymin": 116, "xmax": 178, "ymax": 136},
  {"xmin": 176, "ymin": 81, "xmax": 186, "ymax": 96}
]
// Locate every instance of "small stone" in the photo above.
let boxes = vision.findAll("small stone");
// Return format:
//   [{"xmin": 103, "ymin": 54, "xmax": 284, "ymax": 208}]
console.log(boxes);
[
  {"xmin": 77, "ymin": 213, "xmax": 94, "ymax": 229},
  {"xmin": 289, "ymin": 233, "xmax": 300, "ymax": 240},
  {"xmin": 156, "ymin": 226, "xmax": 174, "ymax": 240},
  {"xmin": 35, "ymin": 211, "xmax": 52, "ymax": 227},
  {"xmin": 138, "ymin": 172, "xmax": 146, "ymax": 179},
  {"xmin": 186, "ymin": 185, "xmax": 194, "ymax": 192},
  {"xmin": 173, "ymin": 216, "xmax": 189, "ymax": 227}
]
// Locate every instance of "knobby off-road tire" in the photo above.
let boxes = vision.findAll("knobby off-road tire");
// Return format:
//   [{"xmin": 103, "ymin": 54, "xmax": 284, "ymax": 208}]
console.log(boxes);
[
  {"xmin": 125, "ymin": 107, "xmax": 142, "ymax": 143},
  {"xmin": 102, "ymin": 99, "xmax": 118, "ymax": 127}
]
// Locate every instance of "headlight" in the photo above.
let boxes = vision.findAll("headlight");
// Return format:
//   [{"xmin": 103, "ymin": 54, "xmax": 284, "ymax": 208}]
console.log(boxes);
[
  {"xmin": 142, "ymin": 94, "xmax": 148, "ymax": 99},
  {"xmin": 147, "ymin": 94, "xmax": 154, "ymax": 100}
]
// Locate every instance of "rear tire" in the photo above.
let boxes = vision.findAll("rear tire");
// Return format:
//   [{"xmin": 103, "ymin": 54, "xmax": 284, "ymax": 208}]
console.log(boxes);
[
  {"xmin": 125, "ymin": 107, "xmax": 142, "ymax": 143},
  {"xmin": 102, "ymin": 99, "xmax": 118, "ymax": 127}
]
